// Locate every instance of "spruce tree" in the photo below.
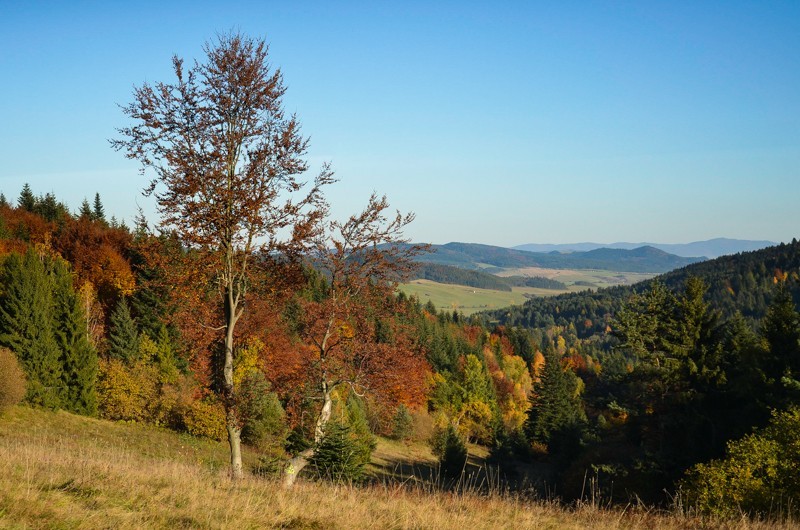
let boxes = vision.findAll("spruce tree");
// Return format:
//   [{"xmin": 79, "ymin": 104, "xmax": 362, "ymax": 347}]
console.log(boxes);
[
  {"xmin": 107, "ymin": 298, "xmax": 140, "ymax": 362},
  {"xmin": 52, "ymin": 259, "xmax": 98, "ymax": 415},
  {"xmin": 761, "ymin": 285, "xmax": 800, "ymax": 404},
  {"xmin": 92, "ymin": 193, "xmax": 105, "ymax": 222},
  {"xmin": 524, "ymin": 344, "xmax": 586, "ymax": 452},
  {"xmin": 0, "ymin": 250, "xmax": 62, "ymax": 408},
  {"xmin": 17, "ymin": 183, "xmax": 35, "ymax": 212},
  {"xmin": 78, "ymin": 198, "xmax": 93, "ymax": 220}
]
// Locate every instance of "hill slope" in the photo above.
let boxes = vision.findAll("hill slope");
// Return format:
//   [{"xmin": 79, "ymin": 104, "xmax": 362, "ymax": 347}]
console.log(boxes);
[
  {"xmin": 485, "ymin": 239, "xmax": 800, "ymax": 336},
  {"xmin": 0, "ymin": 406, "xmax": 729, "ymax": 529},
  {"xmin": 412, "ymin": 242, "xmax": 703, "ymax": 273}
]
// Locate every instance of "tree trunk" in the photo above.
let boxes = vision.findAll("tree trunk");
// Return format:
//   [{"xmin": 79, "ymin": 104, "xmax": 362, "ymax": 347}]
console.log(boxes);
[
  {"xmin": 223, "ymin": 284, "xmax": 243, "ymax": 479},
  {"xmin": 283, "ymin": 387, "xmax": 333, "ymax": 487},
  {"xmin": 314, "ymin": 384, "xmax": 333, "ymax": 444},
  {"xmin": 227, "ymin": 409, "xmax": 244, "ymax": 480},
  {"xmin": 283, "ymin": 447, "xmax": 314, "ymax": 488}
]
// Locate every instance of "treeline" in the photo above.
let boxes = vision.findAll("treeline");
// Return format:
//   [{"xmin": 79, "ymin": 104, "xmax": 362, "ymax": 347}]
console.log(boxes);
[{"xmin": 410, "ymin": 262, "xmax": 567, "ymax": 292}]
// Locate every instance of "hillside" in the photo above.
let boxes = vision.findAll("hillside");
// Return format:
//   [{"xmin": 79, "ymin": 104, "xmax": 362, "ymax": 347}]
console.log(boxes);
[
  {"xmin": 485, "ymin": 239, "xmax": 800, "ymax": 337},
  {"xmin": 0, "ymin": 406, "xmax": 756, "ymax": 530},
  {"xmin": 514, "ymin": 238, "xmax": 776, "ymax": 259},
  {"xmin": 412, "ymin": 242, "xmax": 703, "ymax": 273},
  {"xmin": 410, "ymin": 262, "xmax": 568, "ymax": 292}
]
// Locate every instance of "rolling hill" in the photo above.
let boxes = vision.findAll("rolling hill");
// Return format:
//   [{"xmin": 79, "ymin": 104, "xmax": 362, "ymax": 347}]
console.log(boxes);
[
  {"xmin": 513, "ymin": 238, "xmax": 776, "ymax": 259},
  {"xmin": 410, "ymin": 242, "xmax": 703, "ymax": 273},
  {"xmin": 483, "ymin": 239, "xmax": 800, "ymax": 337}
]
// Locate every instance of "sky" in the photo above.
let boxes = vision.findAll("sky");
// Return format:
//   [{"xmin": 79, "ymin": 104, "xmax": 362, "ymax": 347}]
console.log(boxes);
[{"xmin": 1, "ymin": 1, "xmax": 798, "ymax": 247}]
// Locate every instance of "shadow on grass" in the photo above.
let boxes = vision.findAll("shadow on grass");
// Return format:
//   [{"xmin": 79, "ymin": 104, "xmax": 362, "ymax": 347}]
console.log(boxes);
[{"xmin": 367, "ymin": 451, "xmax": 533, "ymax": 495}]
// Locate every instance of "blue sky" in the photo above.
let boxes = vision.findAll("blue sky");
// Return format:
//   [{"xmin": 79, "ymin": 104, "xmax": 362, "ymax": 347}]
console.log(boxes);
[{"xmin": 1, "ymin": 1, "xmax": 798, "ymax": 246}]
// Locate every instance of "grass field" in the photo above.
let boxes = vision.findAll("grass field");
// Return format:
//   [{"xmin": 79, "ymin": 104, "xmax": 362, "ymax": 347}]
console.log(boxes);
[
  {"xmin": 494, "ymin": 267, "xmax": 657, "ymax": 289},
  {"xmin": 399, "ymin": 280, "xmax": 539, "ymax": 315},
  {"xmin": 400, "ymin": 268, "xmax": 657, "ymax": 315},
  {"xmin": 1, "ymin": 406, "xmax": 788, "ymax": 529}
]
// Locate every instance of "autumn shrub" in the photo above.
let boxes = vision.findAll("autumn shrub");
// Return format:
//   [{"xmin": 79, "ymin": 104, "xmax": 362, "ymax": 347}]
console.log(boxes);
[
  {"xmin": 0, "ymin": 347, "xmax": 26, "ymax": 413},
  {"xmin": 183, "ymin": 397, "xmax": 227, "ymax": 442},
  {"xmin": 430, "ymin": 423, "xmax": 468, "ymax": 480},
  {"xmin": 97, "ymin": 358, "xmax": 158, "ymax": 422},
  {"xmin": 682, "ymin": 407, "xmax": 800, "ymax": 519}
]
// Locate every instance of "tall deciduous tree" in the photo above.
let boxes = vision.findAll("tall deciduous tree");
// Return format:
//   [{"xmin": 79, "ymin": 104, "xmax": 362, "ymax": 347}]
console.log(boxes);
[{"xmin": 113, "ymin": 33, "xmax": 329, "ymax": 478}]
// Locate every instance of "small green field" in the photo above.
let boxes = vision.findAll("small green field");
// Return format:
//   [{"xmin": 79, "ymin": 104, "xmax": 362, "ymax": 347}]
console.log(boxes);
[
  {"xmin": 399, "ymin": 280, "xmax": 575, "ymax": 315},
  {"xmin": 400, "ymin": 268, "xmax": 657, "ymax": 315}
]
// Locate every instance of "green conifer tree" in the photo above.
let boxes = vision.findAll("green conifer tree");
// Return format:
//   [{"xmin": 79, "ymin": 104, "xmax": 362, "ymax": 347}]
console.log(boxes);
[
  {"xmin": 17, "ymin": 183, "xmax": 35, "ymax": 212},
  {"xmin": 92, "ymin": 192, "xmax": 106, "ymax": 222},
  {"xmin": 52, "ymin": 259, "xmax": 98, "ymax": 415},
  {"xmin": 78, "ymin": 198, "xmax": 93, "ymax": 220},
  {"xmin": 524, "ymin": 344, "xmax": 586, "ymax": 452},
  {"xmin": 0, "ymin": 250, "xmax": 62, "ymax": 408},
  {"xmin": 107, "ymin": 298, "xmax": 140, "ymax": 362}
]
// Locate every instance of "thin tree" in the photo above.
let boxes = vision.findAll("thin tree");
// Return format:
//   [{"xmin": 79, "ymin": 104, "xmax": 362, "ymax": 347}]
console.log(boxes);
[
  {"xmin": 283, "ymin": 194, "xmax": 426, "ymax": 486},
  {"xmin": 112, "ymin": 33, "xmax": 329, "ymax": 478}
]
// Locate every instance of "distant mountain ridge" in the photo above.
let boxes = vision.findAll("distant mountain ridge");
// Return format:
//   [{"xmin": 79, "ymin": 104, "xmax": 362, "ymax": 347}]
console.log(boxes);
[
  {"xmin": 409, "ymin": 242, "xmax": 703, "ymax": 273},
  {"xmin": 513, "ymin": 238, "xmax": 775, "ymax": 259}
]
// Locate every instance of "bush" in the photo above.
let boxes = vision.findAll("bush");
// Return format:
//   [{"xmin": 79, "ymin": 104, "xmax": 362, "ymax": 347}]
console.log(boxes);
[
  {"xmin": 390, "ymin": 404, "xmax": 414, "ymax": 441},
  {"xmin": 184, "ymin": 398, "xmax": 227, "ymax": 442},
  {"xmin": 238, "ymin": 371, "xmax": 288, "ymax": 451},
  {"xmin": 682, "ymin": 407, "xmax": 800, "ymax": 519},
  {"xmin": 0, "ymin": 347, "xmax": 26, "ymax": 413},
  {"xmin": 96, "ymin": 358, "xmax": 158, "ymax": 422},
  {"xmin": 430, "ymin": 423, "xmax": 468, "ymax": 479}
]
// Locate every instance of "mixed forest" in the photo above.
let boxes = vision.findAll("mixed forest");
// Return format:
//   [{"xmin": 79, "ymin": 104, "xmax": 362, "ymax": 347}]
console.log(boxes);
[{"xmin": 1, "ymin": 33, "xmax": 799, "ymax": 523}]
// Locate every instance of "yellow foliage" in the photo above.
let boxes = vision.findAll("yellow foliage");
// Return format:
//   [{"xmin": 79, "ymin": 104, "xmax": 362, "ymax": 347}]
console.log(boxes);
[
  {"xmin": 97, "ymin": 359, "xmax": 159, "ymax": 423},
  {"xmin": 234, "ymin": 337, "xmax": 264, "ymax": 387},
  {"xmin": 184, "ymin": 398, "xmax": 227, "ymax": 442}
]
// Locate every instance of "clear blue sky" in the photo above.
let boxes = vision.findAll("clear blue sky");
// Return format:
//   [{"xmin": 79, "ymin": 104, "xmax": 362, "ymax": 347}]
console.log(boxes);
[{"xmin": 1, "ymin": 1, "xmax": 798, "ymax": 246}]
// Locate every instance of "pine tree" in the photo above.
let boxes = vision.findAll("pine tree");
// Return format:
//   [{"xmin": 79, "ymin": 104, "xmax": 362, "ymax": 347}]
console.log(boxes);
[
  {"xmin": 760, "ymin": 284, "xmax": 800, "ymax": 404},
  {"xmin": 17, "ymin": 183, "xmax": 35, "ymax": 212},
  {"xmin": 0, "ymin": 193, "xmax": 8, "ymax": 208},
  {"xmin": 52, "ymin": 259, "xmax": 98, "ymax": 415},
  {"xmin": 0, "ymin": 250, "xmax": 62, "ymax": 408},
  {"xmin": 107, "ymin": 298, "xmax": 140, "ymax": 362},
  {"xmin": 524, "ymin": 344, "xmax": 586, "ymax": 452},
  {"xmin": 78, "ymin": 198, "xmax": 93, "ymax": 220},
  {"xmin": 92, "ymin": 193, "xmax": 105, "ymax": 222}
]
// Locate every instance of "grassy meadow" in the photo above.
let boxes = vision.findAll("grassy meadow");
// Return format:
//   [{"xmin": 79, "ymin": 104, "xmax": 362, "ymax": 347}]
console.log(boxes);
[
  {"xmin": 1, "ymin": 406, "xmax": 794, "ymax": 529},
  {"xmin": 399, "ymin": 269, "xmax": 655, "ymax": 316}
]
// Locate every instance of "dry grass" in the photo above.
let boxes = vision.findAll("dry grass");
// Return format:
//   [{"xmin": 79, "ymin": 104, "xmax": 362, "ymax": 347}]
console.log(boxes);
[{"xmin": 0, "ymin": 406, "xmax": 794, "ymax": 529}]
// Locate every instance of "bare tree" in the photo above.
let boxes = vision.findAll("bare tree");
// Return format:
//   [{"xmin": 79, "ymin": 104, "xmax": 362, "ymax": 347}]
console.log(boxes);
[{"xmin": 112, "ymin": 33, "xmax": 330, "ymax": 479}]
